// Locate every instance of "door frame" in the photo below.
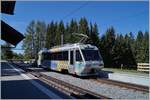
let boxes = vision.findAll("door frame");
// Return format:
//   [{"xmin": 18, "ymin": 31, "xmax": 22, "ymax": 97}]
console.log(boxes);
[{"xmin": 68, "ymin": 49, "xmax": 75, "ymax": 74}]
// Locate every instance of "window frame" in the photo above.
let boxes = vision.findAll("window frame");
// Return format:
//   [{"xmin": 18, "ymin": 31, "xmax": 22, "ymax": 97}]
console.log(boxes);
[
  {"xmin": 76, "ymin": 49, "xmax": 83, "ymax": 62},
  {"xmin": 51, "ymin": 51, "xmax": 68, "ymax": 61}
]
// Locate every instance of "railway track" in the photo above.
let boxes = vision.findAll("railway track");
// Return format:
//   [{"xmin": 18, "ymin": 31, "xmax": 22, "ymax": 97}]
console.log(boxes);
[
  {"xmin": 30, "ymin": 72, "xmax": 110, "ymax": 99},
  {"xmin": 91, "ymin": 78, "xmax": 149, "ymax": 93},
  {"xmin": 11, "ymin": 62, "xmax": 148, "ymax": 98},
  {"xmin": 11, "ymin": 62, "xmax": 110, "ymax": 99}
]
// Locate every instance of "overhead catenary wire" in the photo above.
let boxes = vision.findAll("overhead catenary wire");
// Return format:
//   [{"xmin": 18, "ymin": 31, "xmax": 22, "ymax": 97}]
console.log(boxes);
[
  {"xmin": 62, "ymin": 1, "xmax": 147, "ymax": 24},
  {"xmin": 62, "ymin": 1, "xmax": 89, "ymax": 20},
  {"xmin": 60, "ymin": 2, "xmax": 89, "ymax": 45},
  {"xmin": 6, "ymin": 3, "xmax": 147, "ymax": 51}
]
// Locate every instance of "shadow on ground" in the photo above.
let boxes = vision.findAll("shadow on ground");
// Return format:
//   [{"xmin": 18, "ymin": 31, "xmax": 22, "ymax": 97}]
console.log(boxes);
[{"xmin": 1, "ymin": 78, "xmax": 71, "ymax": 99}]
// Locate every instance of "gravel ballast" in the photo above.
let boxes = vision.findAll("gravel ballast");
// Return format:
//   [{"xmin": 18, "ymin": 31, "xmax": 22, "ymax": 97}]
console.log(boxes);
[{"xmin": 42, "ymin": 71, "xmax": 149, "ymax": 99}]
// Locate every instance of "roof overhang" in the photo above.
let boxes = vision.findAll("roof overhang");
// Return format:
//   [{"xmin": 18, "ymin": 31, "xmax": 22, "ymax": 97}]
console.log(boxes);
[
  {"xmin": 1, "ymin": 1, "xmax": 16, "ymax": 15},
  {"xmin": 1, "ymin": 20, "xmax": 25, "ymax": 46}
]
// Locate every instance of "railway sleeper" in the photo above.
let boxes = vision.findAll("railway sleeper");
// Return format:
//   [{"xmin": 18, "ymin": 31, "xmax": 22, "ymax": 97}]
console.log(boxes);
[
  {"xmin": 39, "ymin": 74, "xmax": 101, "ymax": 99},
  {"xmin": 96, "ymin": 79, "xmax": 149, "ymax": 93},
  {"xmin": 40, "ymin": 76, "xmax": 80, "ymax": 96},
  {"xmin": 70, "ymin": 93, "xmax": 100, "ymax": 99},
  {"xmin": 31, "ymin": 72, "xmax": 110, "ymax": 99}
]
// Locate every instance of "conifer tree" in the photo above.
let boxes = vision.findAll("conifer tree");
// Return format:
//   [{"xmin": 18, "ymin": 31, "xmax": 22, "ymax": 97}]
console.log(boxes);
[
  {"xmin": 45, "ymin": 21, "xmax": 55, "ymax": 48},
  {"xmin": 23, "ymin": 18, "xmax": 148, "ymax": 68},
  {"xmin": 79, "ymin": 17, "xmax": 89, "ymax": 35},
  {"xmin": 1, "ymin": 43, "xmax": 13, "ymax": 60},
  {"xmin": 101, "ymin": 27, "xmax": 116, "ymax": 67},
  {"xmin": 143, "ymin": 31, "xmax": 149, "ymax": 63},
  {"xmin": 68, "ymin": 19, "xmax": 79, "ymax": 43},
  {"xmin": 135, "ymin": 31, "xmax": 144, "ymax": 63}
]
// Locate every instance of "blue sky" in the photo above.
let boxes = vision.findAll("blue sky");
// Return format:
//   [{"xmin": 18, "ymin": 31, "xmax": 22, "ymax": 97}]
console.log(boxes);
[{"xmin": 1, "ymin": 1, "xmax": 149, "ymax": 53}]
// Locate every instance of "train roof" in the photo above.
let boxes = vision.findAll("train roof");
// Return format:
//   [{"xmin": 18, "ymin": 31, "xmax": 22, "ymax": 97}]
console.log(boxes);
[
  {"xmin": 49, "ymin": 43, "xmax": 98, "ymax": 52},
  {"xmin": 38, "ymin": 49, "xmax": 50, "ymax": 54}
]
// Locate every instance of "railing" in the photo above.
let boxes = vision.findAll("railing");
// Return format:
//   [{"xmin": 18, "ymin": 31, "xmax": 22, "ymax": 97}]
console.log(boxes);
[{"xmin": 137, "ymin": 63, "xmax": 149, "ymax": 72}]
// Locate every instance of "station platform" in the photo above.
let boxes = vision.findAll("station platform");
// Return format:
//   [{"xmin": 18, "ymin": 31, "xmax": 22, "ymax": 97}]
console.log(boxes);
[{"xmin": 1, "ymin": 61, "xmax": 70, "ymax": 99}]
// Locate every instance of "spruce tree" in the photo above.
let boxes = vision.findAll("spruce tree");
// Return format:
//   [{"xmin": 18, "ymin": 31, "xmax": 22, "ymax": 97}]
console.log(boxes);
[
  {"xmin": 102, "ymin": 27, "xmax": 116, "ymax": 67},
  {"xmin": 68, "ymin": 19, "xmax": 79, "ymax": 43},
  {"xmin": 79, "ymin": 17, "xmax": 89, "ymax": 35},
  {"xmin": 23, "ymin": 20, "xmax": 36, "ymax": 59},
  {"xmin": 135, "ymin": 31, "xmax": 144, "ymax": 63},
  {"xmin": 59, "ymin": 20, "xmax": 65, "ymax": 45},
  {"xmin": 1, "ymin": 43, "xmax": 13, "ymax": 60},
  {"xmin": 143, "ymin": 31, "xmax": 149, "ymax": 63},
  {"xmin": 45, "ymin": 21, "xmax": 55, "ymax": 49},
  {"xmin": 89, "ymin": 23, "xmax": 100, "ymax": 46}
]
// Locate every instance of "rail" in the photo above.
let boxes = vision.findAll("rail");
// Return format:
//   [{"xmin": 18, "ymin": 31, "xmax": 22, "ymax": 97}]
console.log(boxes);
[
  {"xmin": 30, "ymin": 72, "xmax": 110, "ymax": 99},
  {"xmin": 11, "ymin": 62, "xmax": 110, "ymax": 99},
  {"xmin": 137, "ymin": 63, "xmax": 149, "ymax": 72},
  {"xmin": 92, "ymin": 79, "xmax": 149, "ymax": 93}
]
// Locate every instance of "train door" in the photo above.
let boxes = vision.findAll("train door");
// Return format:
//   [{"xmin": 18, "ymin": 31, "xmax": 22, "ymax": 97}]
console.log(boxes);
[
  {"xmin": 75, "ymin": 49, "xmax": 85, "ymax": 75},
  {"xmin": 68, "ymin": 50, "xmax": 75, "ymax": 74},
  {"xmin": 70, "ymin": 51, "xmax": 74, "ymax": 65}
]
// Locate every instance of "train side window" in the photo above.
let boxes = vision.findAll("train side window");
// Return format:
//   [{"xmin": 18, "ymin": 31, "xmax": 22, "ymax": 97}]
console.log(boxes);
[
  {"xmin": 43, "ymin": 53, "xmax": 51, "ymax": 60},
  {"xmin": 76, "ymin": 50, "xmax": 82, "ymax": 61},
  {"xmin": 57, "ymin": 52, "xmax": 60, "ymax": 60},
  {"xmin": 43, "ymin": 53, "xmax": 46, "ymax": 60},
  {"xmin": 51, "ymin": 51, "xmax": 68, "ymax": 61},
  {"xmin": 53, "ymin": 53, "xmax": 55, "ymax": 60},
  {"xmin": 52, "ymin": 53, "xmax": 54, "ymax": 60},
  {"xmin": 59, "ymin": 52, "xmax": 63, "ymax": 60},
  {"xmin": 61, "ymin": 51, "xmax": 65, "ymax": 60},
  {"xmin": 56, "ymin": 52, "xmax": 62, "ymax": 60},
  {"xmin": 51, "ymin": 53, "xmax": 53, "ymax": 60},
  {"xmin": 56, "ymin": 52, "xmax": 60, "ymax": 60},
  {"xmin": 63, "ymin": 51, "xmax": 68, "ymax": 60},
  {"xmin": 53, "ymin": 53, "xmax": 56, "ymax": 60}
]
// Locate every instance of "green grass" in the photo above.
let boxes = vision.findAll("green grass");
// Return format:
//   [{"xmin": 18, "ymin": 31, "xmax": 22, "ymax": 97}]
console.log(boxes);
[{"xmin": 102, "ymin": 67, "xmax": 149, "ymax": 76}]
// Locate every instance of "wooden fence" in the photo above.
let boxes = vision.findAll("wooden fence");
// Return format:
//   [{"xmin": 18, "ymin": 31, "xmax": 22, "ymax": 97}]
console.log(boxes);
[{"xmin": 137, "ymin": 63, "xmax": 149, "ymax": 72}]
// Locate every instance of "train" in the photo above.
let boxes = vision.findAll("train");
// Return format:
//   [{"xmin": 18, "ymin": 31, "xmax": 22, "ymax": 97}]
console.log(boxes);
[{"xmin": 37, "ymin": 43, "xmax": 104, "ymax": 76}]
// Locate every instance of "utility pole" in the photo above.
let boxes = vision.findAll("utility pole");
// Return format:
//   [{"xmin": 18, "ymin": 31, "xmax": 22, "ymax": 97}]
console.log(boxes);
[{"xmin": 61, "ymin": 33, "xmax": 64, "ymax": 46}]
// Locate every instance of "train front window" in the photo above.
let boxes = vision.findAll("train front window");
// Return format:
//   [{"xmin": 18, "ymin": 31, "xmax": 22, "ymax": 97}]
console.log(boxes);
[
  {"xmin": 81, "ymin": 50, "xmax": 101, "ymax": 61},
  {"xmin": 42, "ymin": 53, "xmax": 51, "ymax": 60},
  {"xmin": 76, "ymin": 50, "xmax": 82, "ymax": 61}
]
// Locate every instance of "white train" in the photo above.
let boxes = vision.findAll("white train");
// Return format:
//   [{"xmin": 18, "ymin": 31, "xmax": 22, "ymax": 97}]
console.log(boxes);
[{"xmin": 38, "ymin": 43, "xmax": 104, "ymax": 76}]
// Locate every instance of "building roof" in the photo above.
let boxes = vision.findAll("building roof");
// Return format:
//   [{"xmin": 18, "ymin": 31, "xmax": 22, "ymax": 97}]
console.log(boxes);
[
  {"xmin": 1, "ymin": 1, "xmax": 16, "ymax": 15},
  {"xmin": 1, "ymin": 1, "xmax": 25, "ymax": 46},
  {"xmin": 1, "ymin": 21, "xmax": 25, "ymax": 46}
]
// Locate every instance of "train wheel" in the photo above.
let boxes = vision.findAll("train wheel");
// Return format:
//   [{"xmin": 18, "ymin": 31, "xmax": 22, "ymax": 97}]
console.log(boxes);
[
  {"xmin": 61, "ymin": 69, "xmax": 68, "ymax": 74},
  {"xmin": 47, "ymin": 67, "xmax": 51, "ymax": 71}
]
